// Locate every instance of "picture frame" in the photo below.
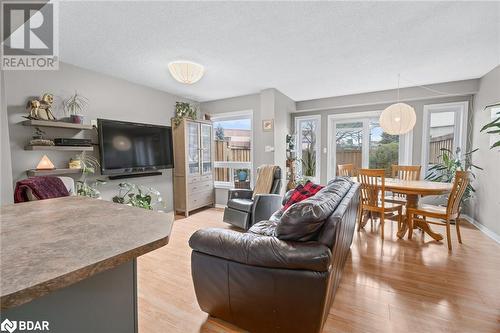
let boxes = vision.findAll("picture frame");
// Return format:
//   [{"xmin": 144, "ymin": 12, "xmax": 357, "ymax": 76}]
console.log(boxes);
[{"xmin": 262, "ymin": 119, "xmax": 273, "ymax": 131}]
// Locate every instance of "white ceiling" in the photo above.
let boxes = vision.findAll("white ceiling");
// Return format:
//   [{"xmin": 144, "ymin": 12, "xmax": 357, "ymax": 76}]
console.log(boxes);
[{"xmin": 58, "ymin": 1, "xmax": 500, "ymax": 102}]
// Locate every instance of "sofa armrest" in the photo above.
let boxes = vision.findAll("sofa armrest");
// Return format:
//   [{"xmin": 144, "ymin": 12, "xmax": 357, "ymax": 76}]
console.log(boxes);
[
  {"xmin": 252, "ymin": 194, "xmax": 282, "ymax": 225},
  {"xmin": 228, "ymin": 189, "xmax": 253, "ymax": 200},
  {"xmin": 189, "ymin": 228, "xmax": 331, "ymax": 272}
]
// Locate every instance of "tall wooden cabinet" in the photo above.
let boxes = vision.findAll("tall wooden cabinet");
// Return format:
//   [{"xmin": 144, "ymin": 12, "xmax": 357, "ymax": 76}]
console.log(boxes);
[{"xmin": 172, "ymin": 118, "xmax": 214, "ymax": 217}]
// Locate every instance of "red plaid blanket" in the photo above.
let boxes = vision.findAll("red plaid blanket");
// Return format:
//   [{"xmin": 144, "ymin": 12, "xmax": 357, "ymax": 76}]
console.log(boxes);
[{"xmin": 282, "ymin": 181, "xmax": 324, "ymax": 211}]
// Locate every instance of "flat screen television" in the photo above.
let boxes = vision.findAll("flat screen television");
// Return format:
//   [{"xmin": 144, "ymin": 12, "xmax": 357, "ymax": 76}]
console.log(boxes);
[{"xmin": 98, "ymin": 119, "xmax": 174, "ymax": 175}]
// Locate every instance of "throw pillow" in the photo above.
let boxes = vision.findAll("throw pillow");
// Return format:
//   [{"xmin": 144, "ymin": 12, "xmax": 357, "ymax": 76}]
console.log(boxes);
[{"xmin": 282, "ymin": 182, "xmax": 324, "ymax": 211}]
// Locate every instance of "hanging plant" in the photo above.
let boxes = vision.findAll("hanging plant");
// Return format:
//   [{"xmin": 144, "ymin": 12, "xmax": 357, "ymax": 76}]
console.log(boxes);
[
  {"xmin": 173, "ymin": 102, "xmax": 198, "ymax": 127},
  {"xmin": 480, "ymin": 102, "xmax": 500, "ymax": 150}
]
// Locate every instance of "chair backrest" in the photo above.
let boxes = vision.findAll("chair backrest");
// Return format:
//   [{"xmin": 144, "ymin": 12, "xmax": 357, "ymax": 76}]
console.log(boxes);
[
  {"xmin": 357, "ymin": 169, "xmax": 385, "ymax": 209},
  {"xmin": 391, "ymin": 165, "xmax": 421, "ymax": 180},
  {"xmin": 338, "ymin": 164, "xmax": 355, "ymax": 177},
  {"xmin": 256, "ymin": 166, "xmax": 282, "ymax": 195},
  {"xmin": 446, "ymin": 170, "xmax": 469, "ymax": 218}
]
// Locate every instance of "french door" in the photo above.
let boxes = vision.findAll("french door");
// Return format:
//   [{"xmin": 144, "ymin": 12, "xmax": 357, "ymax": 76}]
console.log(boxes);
[{"xmin": 328, "ymin": 111, "xmax": 411, "ymax": 179}]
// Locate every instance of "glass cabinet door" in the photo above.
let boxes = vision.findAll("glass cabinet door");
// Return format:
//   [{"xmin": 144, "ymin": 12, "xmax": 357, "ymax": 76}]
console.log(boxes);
[
  {"xmin": 187, "ymin": 122, "xmax": 200, "ymax": 175},
  {"xmin": 201, "ymin": 124, "xmax": 212, "ymax": 174}
]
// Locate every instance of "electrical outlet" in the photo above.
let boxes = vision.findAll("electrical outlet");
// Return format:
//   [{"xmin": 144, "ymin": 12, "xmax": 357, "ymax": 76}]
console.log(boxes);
[{"xmin": 91, "ymin": 119, "xmax": 97, "ymax": 128}]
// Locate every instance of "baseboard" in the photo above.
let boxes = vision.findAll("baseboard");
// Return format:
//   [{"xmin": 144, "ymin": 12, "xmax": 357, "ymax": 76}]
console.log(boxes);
[
  {"xmin": 462, "ymin": 214, "xmax": 500, "ymax": 244},
  {"xmin": 215, "ymin": 204, "xmax": 226, "ymax": 209}
]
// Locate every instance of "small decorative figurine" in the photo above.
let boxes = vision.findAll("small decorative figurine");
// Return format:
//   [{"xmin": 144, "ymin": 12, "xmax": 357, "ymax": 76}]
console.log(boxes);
[
  {"xmin": 29, "ymin": 127, "xmax": 54, "ymax": 146},
  {"xmin": 25, "ymin": 93, "xmax": 57, "ymax": 121}
]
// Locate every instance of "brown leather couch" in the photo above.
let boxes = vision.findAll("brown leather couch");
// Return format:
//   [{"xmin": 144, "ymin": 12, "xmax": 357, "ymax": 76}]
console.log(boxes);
[{"xmin": 189, "ymin": 178, "xmax": 360, "ymax": 333}]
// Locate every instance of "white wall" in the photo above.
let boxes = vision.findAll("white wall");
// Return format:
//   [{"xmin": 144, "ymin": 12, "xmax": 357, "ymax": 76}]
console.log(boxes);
[
  {"xmin": 1, "ymin": 70, "xmax": 14, "ymax": 205},
  {"xmin": 201, "ymin": 89, "xmax": 294, "ymax": 203},
  {"xmin": 469, "ymin": 65, "xmax": 500, "ymax": 237},
  {"xmin": 4, "ymin": 62, "xmax": 196, "ymax": 211}
]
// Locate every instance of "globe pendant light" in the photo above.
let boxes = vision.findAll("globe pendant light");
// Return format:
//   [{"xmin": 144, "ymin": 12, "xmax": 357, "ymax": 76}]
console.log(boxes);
[
  {"xmin": 168, "ymin": 60, "xmax": 204, "ymax": 84},
  {"xmin": 380, "ymin": 75, "xmax": 416, "ymax": 135}
]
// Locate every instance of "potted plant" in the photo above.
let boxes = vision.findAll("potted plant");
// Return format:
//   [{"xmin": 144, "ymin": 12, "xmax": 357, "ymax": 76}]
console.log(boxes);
[
  {"xmin": 237, "ymin": 169, "xmax": 248, "ymax": 182},
  {"xmin": 480, "ymin": 102, "xmax": 500, "ymax": 150},
  {"xmin": 64, "ymin": 91, "xmax": 88, "ymax": 124},
  {"xmin": 112, "ymin": 183, "xmax": 163, "ymax": 210},
  {"xmin": 425, "ymin": 147, "xmax": 482, "ymax": 202},
  {"xmin": 173, "ymin": 102, "xmax": 198, "ymax": 127},
  {"xmin": 72, "ymin": 151, "xmax": 106, "ymax": 198}
]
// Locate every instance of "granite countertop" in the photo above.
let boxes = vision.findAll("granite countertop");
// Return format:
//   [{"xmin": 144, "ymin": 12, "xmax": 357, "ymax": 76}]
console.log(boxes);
[{"xmin": 0, "ymin": 196, "xmax": 174, "ymax": 310}]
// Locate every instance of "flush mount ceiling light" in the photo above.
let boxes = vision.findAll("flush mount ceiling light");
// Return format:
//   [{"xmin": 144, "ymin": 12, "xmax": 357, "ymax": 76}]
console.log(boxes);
[
  {"xmin": 168, "ymin": 60, "xmax": 204, "ymax": 84},
  {"xmin": 380, "ymin": 74, "xmax": 416, "ymax": 135}
]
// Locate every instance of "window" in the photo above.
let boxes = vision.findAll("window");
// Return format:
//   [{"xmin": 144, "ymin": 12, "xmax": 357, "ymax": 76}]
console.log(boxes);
[
  {"xmin": 328, "ymin": 111, "xmax": 412, "ymax": 179},
  {"xmin": 422, "ymin": 102, "xmax": 468, "ymax": 177},
  {"xmin": 211, "ymin": 111, "xmax": 253, "ymax": 189},
  {"xmin": 295, "ymin": 115, "xmax": 321, "ymax": 183}
]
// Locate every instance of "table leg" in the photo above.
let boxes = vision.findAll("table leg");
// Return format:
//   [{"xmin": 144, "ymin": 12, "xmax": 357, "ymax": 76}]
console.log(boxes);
[{"xmin": 397, "ymin": 194, "xmax": 443, "ymax": 241}]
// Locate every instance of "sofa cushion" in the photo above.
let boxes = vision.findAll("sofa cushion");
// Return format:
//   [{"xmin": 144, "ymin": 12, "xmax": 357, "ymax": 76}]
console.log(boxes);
[
  {"xmin": 275, "ymin": 178, "xmax": 353, "ymax": 242},
  {"xmin": 189, "ymin": 228, "xmax": 332, "ymax": 272},
  {"xmin": 227, "ymin": 198, "xmax": 253, "ymax": 213}
]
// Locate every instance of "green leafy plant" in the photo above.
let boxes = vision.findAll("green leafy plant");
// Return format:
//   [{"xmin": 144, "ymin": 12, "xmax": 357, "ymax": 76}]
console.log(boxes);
[
  {"xmin": 173, "ymin": 102, "xmax": 197, "ymax": 127},
  {"xmin": 480, "ymin": 102, "xmax": 500, "ymax": 149},
  {"xmin": 64, "ymin": 91, "xmax": 88, "ymax": 116},
  {"xmin": 425, "ymin": 147, "xmax": 482, "ymax": 202},
  {"xmin": 73, "ymin": 151, "xmax": 106, "ymax": 198},
  {"xmin": 76, "ymin": 179, "xmax": 106, "ymax": 198},
  {"xmin": 112, "ymin": 183, "xmax": 163, "ymax": 210}
]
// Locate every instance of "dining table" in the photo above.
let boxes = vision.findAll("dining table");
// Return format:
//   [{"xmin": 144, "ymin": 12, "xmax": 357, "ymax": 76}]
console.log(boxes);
[{"xmin": 352, "ymin": 177, "xmax": 453, "ymax": 241}]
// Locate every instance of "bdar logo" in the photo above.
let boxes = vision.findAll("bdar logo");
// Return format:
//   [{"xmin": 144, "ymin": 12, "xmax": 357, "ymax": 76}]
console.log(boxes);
[{"xmin": 0, "ymin": 319, "xmax": 17, "ymax": 333}]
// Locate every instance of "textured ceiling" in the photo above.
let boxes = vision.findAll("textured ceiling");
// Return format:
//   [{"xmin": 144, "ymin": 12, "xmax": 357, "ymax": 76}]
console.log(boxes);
[{"xmin": 58, "ymin": 1, "xmax": 500, "ymax": 102}]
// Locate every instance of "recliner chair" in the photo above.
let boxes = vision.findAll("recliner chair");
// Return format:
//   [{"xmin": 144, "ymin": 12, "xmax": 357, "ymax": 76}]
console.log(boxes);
[{"xmin": 223, "ymin": 166, "xmax": 282, "ymax": 230}]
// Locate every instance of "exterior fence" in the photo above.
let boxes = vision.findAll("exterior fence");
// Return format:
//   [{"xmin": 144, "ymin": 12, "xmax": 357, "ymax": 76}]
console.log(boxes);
[
  {"xmin": 429, "ymin": 134, "xmax": 454, "ymax": 164},
  {"xmin": 214, "ymin": 140, "xmax": 251, "ymax": 182}
]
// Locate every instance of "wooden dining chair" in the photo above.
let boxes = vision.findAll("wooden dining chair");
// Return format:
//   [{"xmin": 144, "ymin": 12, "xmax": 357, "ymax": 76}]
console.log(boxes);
[
  {"xmin": 357, "ymin": 169, "xmax": 404, "ymax": 240},
  {"xmin": 338, "ymin": 163, "xmax": 355, "ymax": 177},
  {"xmin": 385, "ymin": 165, "xmax": 422, "ymax": 204},
  {"xmin": 407, "ymin": 170, "xmax": 469, "ymax": 251}
]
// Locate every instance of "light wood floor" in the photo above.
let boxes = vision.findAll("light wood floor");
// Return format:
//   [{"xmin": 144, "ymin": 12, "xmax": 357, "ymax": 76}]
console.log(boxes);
[{"xmin": 138, "ymin": 208, "xmax": 500, "ymax": 333}]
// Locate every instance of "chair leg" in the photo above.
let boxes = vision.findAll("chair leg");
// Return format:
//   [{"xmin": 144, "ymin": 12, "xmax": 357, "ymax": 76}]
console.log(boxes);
[
  {"xmin": 357, "ymin": 207, "xmax": 363, "ymax": 231},
  {"xmin": 446, "ymin": 219, "xmax": 452, "ymax": 251},
  {"xmin": 456, "ymin": 215, "xmax": 463, "ymax": 244},
  {"xmin": 380, "ymin": 213, "xmax": 385, "ymax": 240},
  {"xmin": 408, "ymin": 213, "xmax": 414, "ymax": 240}
]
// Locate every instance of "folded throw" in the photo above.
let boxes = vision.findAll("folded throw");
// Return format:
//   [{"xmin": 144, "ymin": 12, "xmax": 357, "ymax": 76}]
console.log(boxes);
[
  {"xmin": 252, "ymin": 165, "xmax": 277, "ymax": 198},
  {"xmin": 14, "ymin": 176, "xmax": 70, "ymax": 203}
]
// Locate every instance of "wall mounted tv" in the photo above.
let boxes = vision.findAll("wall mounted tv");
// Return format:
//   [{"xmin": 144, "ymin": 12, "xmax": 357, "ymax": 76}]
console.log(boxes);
[{"xmin": 98, "ymin": 119, "xmax": 174, "ymax": 176}]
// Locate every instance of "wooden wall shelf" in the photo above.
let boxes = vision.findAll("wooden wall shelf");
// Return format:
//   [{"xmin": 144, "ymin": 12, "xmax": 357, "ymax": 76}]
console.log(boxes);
[
  {"xmin": 27, "ymin": 168, "xmax": 82, "ymax": 177},
  {"xmin": 22, "ymin": 120, "xmax": 94, "ymax": 130},
  {"xmin": 24, "ymin": 145, "xmax": 93, "ymax": 152}
]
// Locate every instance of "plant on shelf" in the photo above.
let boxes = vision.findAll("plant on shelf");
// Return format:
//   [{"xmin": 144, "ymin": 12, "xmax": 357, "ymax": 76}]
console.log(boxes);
[
  {"xmin": 73, "ymin": 151, "xmax": 106, "ymax": 198},
  {"xmin": 173, "ymin": 101, "xmax": 198, "ymax": 127},
  {"xmin": 480, "ymin": 102, "xmax": 500, "ymax": 150},
  {"xmin": 64, "ymin": 91, "xmax": 88, "ymax": 124},
  {"xmin": 425, "ymin": 147, "xmax": 482, "ymax": 202},
  {"xmin": 112, "ymin": 183, "xmax": 163, "ymax": 210}
]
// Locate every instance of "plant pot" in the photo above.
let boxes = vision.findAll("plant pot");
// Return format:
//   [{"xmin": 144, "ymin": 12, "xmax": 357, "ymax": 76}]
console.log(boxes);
[
  {"xmin": 70, "ymin": 114, "xmax": 85, "ymax": 124},
  {"xmin": 238, "ymin": 170, "xmax": 248, "ymax": 181}
]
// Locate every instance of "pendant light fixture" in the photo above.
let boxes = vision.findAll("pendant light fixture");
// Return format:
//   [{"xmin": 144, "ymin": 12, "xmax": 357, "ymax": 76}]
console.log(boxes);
[
  {"xmin": 168, "ymin": 60, "xmax": 204, "ymax": 84},
  {"xmin": 380, "ymin": 74, "xmax": 416, "ymax": 135}
]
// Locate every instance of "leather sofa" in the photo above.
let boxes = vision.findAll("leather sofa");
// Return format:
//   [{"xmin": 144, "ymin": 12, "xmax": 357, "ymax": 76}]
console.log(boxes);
[
  {"xmin": 223, "ymin": 166, "xmax": 282, "ymax": 230},
  {"xmin": 189, "ymin": 177, "xmax": 360, "ymax": 333}
]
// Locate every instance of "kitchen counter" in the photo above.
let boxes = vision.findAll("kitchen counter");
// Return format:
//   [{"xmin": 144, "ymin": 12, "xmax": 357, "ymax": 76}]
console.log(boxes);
[{"xmin": 0, "ymin": 196, "xmax": 173, "ymax": 332}]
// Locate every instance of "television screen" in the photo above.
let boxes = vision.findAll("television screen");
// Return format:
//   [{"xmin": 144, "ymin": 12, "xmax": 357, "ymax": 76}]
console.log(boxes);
[{"xmin": 98, "ymin": 119, "xmax": 174, "ymax": 175}]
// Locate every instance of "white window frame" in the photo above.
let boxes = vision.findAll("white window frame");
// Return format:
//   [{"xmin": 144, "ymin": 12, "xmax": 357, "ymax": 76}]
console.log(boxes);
[
  {"xmin": 210, "ymin": 110, "xmax": 253, "ymax": 189},
  {"xmin": 327, "ymin": 110, "xmax": 413, "ymax": 180},
  {"xmin": 421, "ymin": 101, "xmax": 468, "ymax": 179},
  {"xmin": 295, "ymin": 115, "xmax": 321, "ymax": 184}
]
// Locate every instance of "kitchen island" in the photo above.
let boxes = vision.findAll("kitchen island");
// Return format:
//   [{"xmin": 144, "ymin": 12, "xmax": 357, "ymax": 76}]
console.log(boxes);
[{"xmin": 0, "ymin": 196, "xmax": 174, "ymax": 333}]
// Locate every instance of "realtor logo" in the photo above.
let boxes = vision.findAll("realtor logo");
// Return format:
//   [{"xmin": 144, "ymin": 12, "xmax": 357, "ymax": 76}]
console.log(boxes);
[
  {"xmin": 0, "ymin": 319, "xmax": 17, "ymax": 333},
  {"xmin": 1, "ymin": 1, "xmax": 59, "ymax": 70}
]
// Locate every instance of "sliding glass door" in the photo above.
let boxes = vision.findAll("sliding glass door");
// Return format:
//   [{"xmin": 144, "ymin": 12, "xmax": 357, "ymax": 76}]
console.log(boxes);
[{"xmin": 329, "ymin": 111, "xmax": 409, "ymax": 179}]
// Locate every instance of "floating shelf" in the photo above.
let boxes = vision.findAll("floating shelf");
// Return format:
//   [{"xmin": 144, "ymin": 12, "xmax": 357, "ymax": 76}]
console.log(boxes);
[
  {"xmin": 24, "ymin": 145, "xmax": 93, "ymax": 151},
  {"xmin": 27, "ymin": 168, "xmax": 82, "ymax": 177},
  {"xmin": 22, "ymin": 119, "xmax": 94, "ymax": 130}
]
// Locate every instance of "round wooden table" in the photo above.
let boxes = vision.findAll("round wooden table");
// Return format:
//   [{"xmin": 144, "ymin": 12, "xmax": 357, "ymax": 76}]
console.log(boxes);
[{"xmin": 353, "ymin": 178, "xmax": 453, "ymax": 240}]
